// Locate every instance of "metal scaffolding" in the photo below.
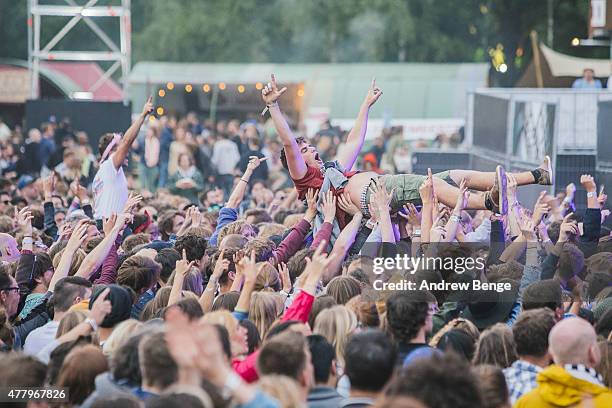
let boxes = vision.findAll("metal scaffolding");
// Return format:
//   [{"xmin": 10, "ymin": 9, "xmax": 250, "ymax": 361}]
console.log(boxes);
[{"xmin": 27, "ymin": 0, "xmax": 131, "ymax": 104}]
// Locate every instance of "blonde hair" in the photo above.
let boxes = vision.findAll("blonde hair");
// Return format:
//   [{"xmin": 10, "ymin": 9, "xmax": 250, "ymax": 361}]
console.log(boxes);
[
  {"xmin": 254, "ymin": 262, "xmax": 281, "ymax": 292},
  {"xmin": 185, "ymin": 225, "xmax": 213, "ymax": 238},
  {"xmin": 201, "ymin": 310, "xmax": 238, "ymax": 335},
  {"xmin": 140, "ymin": 286, "xmax": 172, "ymax": 321},
  {"xmin": 53, "ymin": 248, "xmax": 87, "ymax": 276},
  {"xmin": 473, "ymin": 323, "xmax": 518, "ymax": 368},
  {"xmin": 102, "ymin": 319, "xmax": 144, "ymax": 358},
  {"xmin": 313, "ymin": 305, "xmax": 357, "ymax": 366},
  {"xmin": 257, "ymin": 375, "xmax": 305, "ymax": 408},
  {"xmin": 283, "ymin": 214, "xmax": 304, "ymax": 228},
  {"xmin": 326, "ymin": 276, "xmax": 361, "ymax": 305},
  {"xmin": 56, "ymin": 311, "xmax": 87, "ymax": 338},
  {"xmin": 249, "ymin": 292, "xmax": 283, "ymax": 338},
  {"xmin": 257, "ymin": 223, "xmax": 287, "ymax": 240}
]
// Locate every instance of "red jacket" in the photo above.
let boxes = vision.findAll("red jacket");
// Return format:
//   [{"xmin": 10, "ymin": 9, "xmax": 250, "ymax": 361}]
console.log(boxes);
[{"xmin": 231, "ymin": 290, "xmax": 315, "ymax": 382}]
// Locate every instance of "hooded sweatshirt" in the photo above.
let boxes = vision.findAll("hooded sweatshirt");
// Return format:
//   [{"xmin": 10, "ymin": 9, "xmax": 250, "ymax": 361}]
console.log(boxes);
[{"xmin": 515, "ymin": 365, "xmax": 612, "ymax": 408}]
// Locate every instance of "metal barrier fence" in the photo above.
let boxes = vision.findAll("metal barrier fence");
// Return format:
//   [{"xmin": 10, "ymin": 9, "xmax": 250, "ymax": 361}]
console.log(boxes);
[{"xmin": 409, "ymin": 89, "xmax": 612, "ymax": 211}]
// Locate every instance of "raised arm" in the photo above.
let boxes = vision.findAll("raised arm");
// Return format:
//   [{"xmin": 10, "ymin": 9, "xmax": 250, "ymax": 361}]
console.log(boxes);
[
  {"xmin": 323, "ymin": 211, "xmax": 364, "ymax": 284},
  {"xmin": 199, "ymin": 250, "xmax": 229, "ymax": 313},
  {"xmin": 226, "ymin": 156, "xmax": 267, "ymax": 209},
  {"xmin": 263, "ymin": 74, "xmax": 307, "ymax": 180},
  {"xmin": 442, "ymin": 179, "xmax": 469, "ymax": 243},
  {"xmin": 74, "ymin": 214, "xmax": 126, "ymax": 279},
  {"xmin": 112, "ymin": 97, "xmax": 153, "ymax": 170},
  {"xmin": 302, "ymin": 241, "xmax": 336, "ymax": 296},
  {"xmin": 42, "ymin": 174, "xmax": 59, "ymax": 240},
  {"xmin": 370, "ymin": 178, "xmax": 395, "ymax": 243},
  {"xmin": 234, "ymin": 251, "xmax": 263, "ymax": 315},
  {"xmin": 48, "ymin": 220, "xmax": 89, "ymax": 292},
  {"xmin": 338, "ymin": 79, "xmax": 382, "ymax": 170},
  {"xmin": 168, "ymin": 250, "xmax": 195, "ymax": 307},
  {"xmin": 419, "ymin": 169, "xmax": 435, "ymax": 243}
]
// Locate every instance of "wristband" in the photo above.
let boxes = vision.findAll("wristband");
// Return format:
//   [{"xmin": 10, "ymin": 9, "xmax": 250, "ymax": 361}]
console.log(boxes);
[
  {"xmin": 22, "ymin": 237, "xmax": 33, "ymax": 245},
  {"xmin": 240, "ymin": 178, "xmax": 249, "ymax": 183},
  {"xmin": 81, "ymin": 199, "xmax": 91, "ymax": 206},
  {"xmin": 365, "ymin": 219, "xmax": 378, "ymax": 229},
  {"xmin": 85, "ymin": 317, "xmax": 98, "ymax": 332},
  {"xmin": 587, "ymin": 191, "xmax": 597, "ymax": 198},
  {"xmin": 260, "ymin": 101, "xmax": 278, "ymax": 116},
  {"xmin": 413, "ymin": 228, "xmax": 421, "ymax": 236},
  {"xmin": 450, "ymin": 214, "xmax": 461, "ymax": 222}
]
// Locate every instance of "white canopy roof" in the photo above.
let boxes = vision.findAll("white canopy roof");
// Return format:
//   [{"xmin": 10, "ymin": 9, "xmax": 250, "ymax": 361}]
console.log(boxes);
[{"xmin": 540, "ymin": 43, "xmax": 612, "ymax": 77}]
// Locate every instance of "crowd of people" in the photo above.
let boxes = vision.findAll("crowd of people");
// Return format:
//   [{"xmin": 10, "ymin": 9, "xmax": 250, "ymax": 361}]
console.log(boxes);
[{"xmin": 0, "ymin": 75, "xmax": 610, "ymax": 408}]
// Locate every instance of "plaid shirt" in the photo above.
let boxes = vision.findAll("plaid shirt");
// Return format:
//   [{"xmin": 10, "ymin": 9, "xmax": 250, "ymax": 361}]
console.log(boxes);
[{"xmin": 503, "ymin": 360, "xmax": 542, "ymax": 405}]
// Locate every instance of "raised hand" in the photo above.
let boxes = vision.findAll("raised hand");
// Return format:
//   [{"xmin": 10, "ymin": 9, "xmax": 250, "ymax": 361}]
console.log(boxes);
[
  {"xmin": 370, "ymin": 179, "xmax": 394, "ymax": 214},
  {"xmin": 598, "ymin": 185, "xmax": 607, "ymax": 209},
  {"xmin": 337, "ymin": 192, "xmax": 358, "ymax": 217},
  {"xmin": 212, "ymin": 249, "xmax": 229, "ymax": 280},
  {"xmin": 115, "ymin": 213, "xmax": 131, "ymax": 230},
  {"xmin": 246, "ymin": 155, "xmax": 268, "ymax": 172},
  {"xmin": 188, "ymin": 206, "xmax": 202, "ymax": 228},
  {"xmin": 364, "ymin": 77, "xmax": 383, "ymax": 107},
  {"xmin": 122, "ymin": 193, "xmax": 143, "ymax": 214},
  {"xmin": 419, "ymin": 168, "xmax": 435, "ymax": 204},
  {"xmin": 65, "ymin": 220, "xmax": 89, "ymax": 252},
  {"xmin": 175, "ymin": 207, "xmax": 195, "ymax": 237},
  {"xmin": 278, "ymin": 262, "xmax": 291, "ymax": 292},
  {"xmin": 262, "ymin": 74, "xmax": 287, "ymax": 105},
  {"xmin": 142, "ymin": 96, "xmax": 153, "ymax": 116},
  {"xmin": 532, "ymin": 191, "xmax": 550, "ymax": 225},
  {"xmin": 57, "ymin": 223, "xmax": 73, "ymax": 241},
  {"xmin": 558, "ymin": 213, "xmax": 579, "ymax": 242},
  {"xmin": 43, "ymin": 173, "xmax": 56, "ymax": 201},
  {"xmin": 580, "ymin": 174, "xmax": 597, "ymax": 193},
  {"xmin": 102, "ymin": 213, "xmax": 118, "ymax": 236},
  {"xmin": 15, "ymin": 206, "xmax": 33, "ymax": 236},
  {"xmin": 454, "ymin": 178, "xmax": 470, "ymax": 211},
  {"xmin": 305, "ymin": 188, "xmax": 318, "ymax": 220},
  {"xmin": 399, "ymin": 203, "xmax": 421, "ymax": 226},
  {"xmin": 239, "ymin": 250, "xmax": 262, "ymax": 284},
  {"xmin": 90, "ymin": 288, "xmax": 112, "ymax": 326},
  {"xmin": 176, "ymin": 249, "xmax": 196, "ymax": 278},
  {"xmin": 429, "ymin": 225, "xmax": 447, "ymax": 243}
]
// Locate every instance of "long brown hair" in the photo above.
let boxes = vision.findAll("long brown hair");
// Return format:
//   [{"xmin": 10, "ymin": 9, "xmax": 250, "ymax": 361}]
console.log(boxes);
[
  {"xmin": 56, "ymin": 345, "xmax": 109, "ymax": 406},
  {"xmin": 473, "ymin": 323, "xmax": 518, "ymax": 368},
  {"xmin": 472, "ymin": 364, "xmax": 511, "ymax": 408}
]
